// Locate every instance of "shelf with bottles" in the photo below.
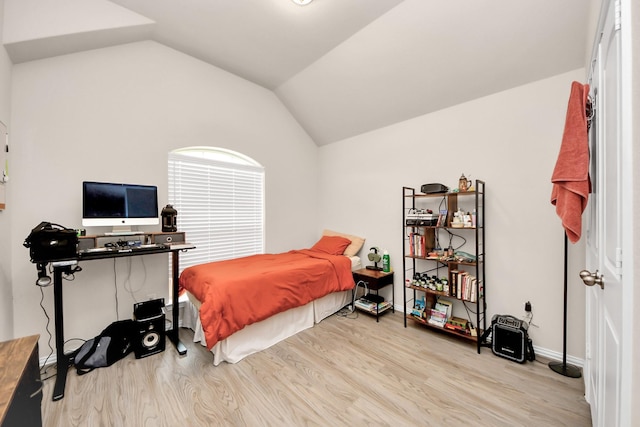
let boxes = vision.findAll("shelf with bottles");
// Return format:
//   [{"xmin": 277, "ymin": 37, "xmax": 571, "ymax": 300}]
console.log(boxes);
[{"xmin": 405, "ymin": 267, "xmax": 483, "ymax": 304}]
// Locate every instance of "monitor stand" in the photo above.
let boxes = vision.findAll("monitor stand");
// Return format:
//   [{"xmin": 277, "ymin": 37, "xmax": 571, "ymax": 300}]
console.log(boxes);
[{"xmin": 104, "ymin": 226, "xmax": 144, "ymax": 236}]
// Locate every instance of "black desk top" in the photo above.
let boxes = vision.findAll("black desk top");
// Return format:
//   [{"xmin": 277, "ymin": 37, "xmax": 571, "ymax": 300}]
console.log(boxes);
[
  {"xmin": 47, "ymin": 243, "xmax": 195, "ymax": 266},
  {"xmin": 74, "ymin": 243, "xmax": 195, "ymax": 262}
]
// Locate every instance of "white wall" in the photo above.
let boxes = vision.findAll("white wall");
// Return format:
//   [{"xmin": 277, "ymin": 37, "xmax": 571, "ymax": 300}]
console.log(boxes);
[
  {"xmin": 318, "ymin": 69, "xmax": 587, "ymax": 360},
  {"xmin": 0, "ymin": 0, "xmax": 14, "ymax": 342},
  {"xmin": 9, "ymin": 41, "xmax": 320, "ymax": 351}
]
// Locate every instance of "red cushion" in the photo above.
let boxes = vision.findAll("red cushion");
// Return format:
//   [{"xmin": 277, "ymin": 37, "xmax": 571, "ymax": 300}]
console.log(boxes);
[{"xmin": 309, "ymin": 235, "xmax": 351, "ymax": 255}]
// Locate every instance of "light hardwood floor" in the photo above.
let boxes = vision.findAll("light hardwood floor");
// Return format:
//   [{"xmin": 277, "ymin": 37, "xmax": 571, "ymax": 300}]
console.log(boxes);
[{"xmin": 42, "ymin": 311, "xmax": 591, "ymax": 426}]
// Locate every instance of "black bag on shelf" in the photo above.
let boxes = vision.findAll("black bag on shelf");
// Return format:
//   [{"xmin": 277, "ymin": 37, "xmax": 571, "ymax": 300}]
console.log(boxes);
[
  {"xmin": 73, "ymin": 320, "xmax": 136, "ymax": 375},
  {"xmin": 23, "ymin": 221, "xmax": 78, "ymax": 262}
]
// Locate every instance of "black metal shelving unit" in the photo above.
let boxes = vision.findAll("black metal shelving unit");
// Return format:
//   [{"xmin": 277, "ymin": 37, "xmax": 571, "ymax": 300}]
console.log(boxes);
[{"xmin": 402, "ymin": 180, "xmax": 487, "ymax": 353}]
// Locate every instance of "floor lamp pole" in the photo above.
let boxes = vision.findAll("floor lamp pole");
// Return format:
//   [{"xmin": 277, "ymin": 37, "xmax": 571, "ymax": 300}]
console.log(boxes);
[{"xmin": 548, "ymin": 232, "xmax": 582, "ymax": 378}]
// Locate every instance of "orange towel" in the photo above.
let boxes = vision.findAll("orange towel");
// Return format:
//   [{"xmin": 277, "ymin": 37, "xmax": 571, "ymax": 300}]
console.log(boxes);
[{"xmin": 550, "ymin": 81, "xmax": 591, "ymax": 243}]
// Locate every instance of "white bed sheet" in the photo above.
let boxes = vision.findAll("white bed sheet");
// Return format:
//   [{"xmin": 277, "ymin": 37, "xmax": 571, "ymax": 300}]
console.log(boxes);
[{"xmin": 181, "ymin": 255, "xmax": 361, "ymax": 365}]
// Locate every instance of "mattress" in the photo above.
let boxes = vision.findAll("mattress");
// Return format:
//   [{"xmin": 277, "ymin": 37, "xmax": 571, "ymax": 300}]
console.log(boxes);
[{"xmin": 182, "ymin": 255, "xmax": 361, "ymax": 365}]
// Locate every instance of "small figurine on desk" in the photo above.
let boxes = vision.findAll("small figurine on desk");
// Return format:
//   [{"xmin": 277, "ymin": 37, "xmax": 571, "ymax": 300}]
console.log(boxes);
[{"xmin": 366, "ymin": 247, "xmax": 383, "ymax": 271}]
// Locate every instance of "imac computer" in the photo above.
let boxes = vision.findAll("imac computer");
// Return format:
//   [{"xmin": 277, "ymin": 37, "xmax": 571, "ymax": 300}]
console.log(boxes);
[{"xmin": 82, "ymin": 181, "xmax": 159, "ymax": 235}]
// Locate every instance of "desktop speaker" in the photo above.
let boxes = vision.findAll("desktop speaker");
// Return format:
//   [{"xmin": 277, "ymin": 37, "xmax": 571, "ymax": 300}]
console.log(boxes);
[
  {"xmin": 133, "ymin": 298, "xmax": 166, "ymax": 359},
  {"xmin": 152, "ymin": 232, "xmax": 185, "ymax": 245},
  {"xmin": 77, "ymin": 238, "xmax": 96, "ymax": 252}
]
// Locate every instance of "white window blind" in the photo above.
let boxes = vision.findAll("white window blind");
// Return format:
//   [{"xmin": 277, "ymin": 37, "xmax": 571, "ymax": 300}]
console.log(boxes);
[{"xmin": 168, "ymin": 151, "xmax": 264, "ymax": 272}]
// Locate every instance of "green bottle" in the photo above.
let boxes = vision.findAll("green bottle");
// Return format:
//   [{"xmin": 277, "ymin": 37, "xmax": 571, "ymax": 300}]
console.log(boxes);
[{"xmin": 382, "ymin": 250, "xmax": 390, "ymax": 272}]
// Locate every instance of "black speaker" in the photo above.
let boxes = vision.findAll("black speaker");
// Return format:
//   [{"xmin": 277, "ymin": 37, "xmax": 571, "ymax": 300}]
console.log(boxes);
[
  {"xmin": 133, "ymin": 298, "xmax": 166, "ymax": 359},
  {"xmin": 491, "ymin": 315, "xmax": 529, "ymax": 363}
]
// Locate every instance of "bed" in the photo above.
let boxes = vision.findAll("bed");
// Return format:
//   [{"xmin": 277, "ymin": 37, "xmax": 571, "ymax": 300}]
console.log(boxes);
[{"xmin": 179, "ymin": 230, "xmax": 364, "ymax": 365}]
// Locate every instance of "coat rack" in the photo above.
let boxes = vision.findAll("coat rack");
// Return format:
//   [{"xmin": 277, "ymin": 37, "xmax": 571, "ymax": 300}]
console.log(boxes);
[{"xmin": 548, "ymin": 84, "xmax": 593, "ymax": 379}]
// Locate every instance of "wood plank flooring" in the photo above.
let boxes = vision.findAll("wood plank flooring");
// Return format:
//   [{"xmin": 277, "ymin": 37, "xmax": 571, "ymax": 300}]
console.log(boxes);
[{"xmin": 41, "ymin": 311, "xmax": 591, "ymax": 426}]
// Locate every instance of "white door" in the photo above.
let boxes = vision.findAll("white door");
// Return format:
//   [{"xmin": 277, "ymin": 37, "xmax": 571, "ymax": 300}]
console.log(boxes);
[{"xmin": 583, "ymin": 0, "xmax": 625, "ymax": 425}]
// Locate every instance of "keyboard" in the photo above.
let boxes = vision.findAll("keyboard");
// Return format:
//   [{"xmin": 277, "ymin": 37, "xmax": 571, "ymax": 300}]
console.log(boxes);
[
  {"xmin": 79, "ymin": 244, "xmax": 166, "ymax": 255},
  {"xmin": 136, "ymin": 244, "xmax": 165, "ymax": 250}
]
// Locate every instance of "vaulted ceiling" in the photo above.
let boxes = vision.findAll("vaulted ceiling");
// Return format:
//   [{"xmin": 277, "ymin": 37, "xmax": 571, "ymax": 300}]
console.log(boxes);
[{"xmin": 3, "ymin": 0, "xmax": 597, "ymax": 145}]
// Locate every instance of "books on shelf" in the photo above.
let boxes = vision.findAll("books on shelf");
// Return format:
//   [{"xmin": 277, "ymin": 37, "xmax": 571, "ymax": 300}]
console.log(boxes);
[
  {"xmin": 408, "ymin": 232, "xmax": 427, "ymax": 258},
  {"xmin": 355, "ymin": 298, "xmax": 391, "ymax": 313},
  {"xmin": 436, "ymin": 209, "xmax": 448, "ymax": 227},
  {"xmin": 449, "ymin": 270, "xmax": 479, "ymax": 302},
  {"xmin": 428, "ymin": 299, "xmax": 452, "ymax": 327},
  {"xmin": 444, "ymin": 316, "xmax": 469, "ymax": 335}
]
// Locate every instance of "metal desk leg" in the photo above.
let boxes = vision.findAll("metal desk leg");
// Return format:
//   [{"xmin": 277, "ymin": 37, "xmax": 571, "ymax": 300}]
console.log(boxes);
[
  {"xmin": 170, "ymin": 251, "xmax": 187, "ymax": 355},
  {"xmin": 52, "ymin": 267, "xmax": 69, "ymax": 401}
]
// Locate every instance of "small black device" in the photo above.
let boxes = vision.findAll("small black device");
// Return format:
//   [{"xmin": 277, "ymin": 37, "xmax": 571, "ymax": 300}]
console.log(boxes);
[
  {"xmin": 361, "ymin": 293, "xmax": 384, "ymax": 304},
  {"xmin": 23, "ymin": 221, "xmax": 78, "ymax": 262},
  {"xmin": 133, "ymin": 298, "xmax": 166, "ymax": 359},
  {"xmin": 491, "ymin": 314, "xmax": 534, "ymax": 363},
  {"xmin": 421, "ymin": 183, "xmax": 449, "ymax": 194}
]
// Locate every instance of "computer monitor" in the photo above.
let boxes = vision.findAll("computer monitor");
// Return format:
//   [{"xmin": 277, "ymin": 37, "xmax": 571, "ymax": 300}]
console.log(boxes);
[{"xmin": 82, "ymin": 181, "xmax": 159, "ymax": 233}]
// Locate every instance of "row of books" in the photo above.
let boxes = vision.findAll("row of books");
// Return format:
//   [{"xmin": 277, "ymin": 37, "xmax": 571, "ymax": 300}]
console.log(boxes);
[
  {"xmin": 408, "ymin": 232, "xmax": 428, "ymax": 258},
  {"xmin": 450, "ymin": 270, "xmax": 481, "ymax": 302}
]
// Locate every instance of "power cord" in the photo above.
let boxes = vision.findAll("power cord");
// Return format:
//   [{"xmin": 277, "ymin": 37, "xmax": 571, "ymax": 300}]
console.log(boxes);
[
  {"xmin": 38, "ymin": 286, "xmax": 55, "ymax": 379},
  {"xmin": 335, "ymin": 280, "xmax": 368, "ymax": 319}
]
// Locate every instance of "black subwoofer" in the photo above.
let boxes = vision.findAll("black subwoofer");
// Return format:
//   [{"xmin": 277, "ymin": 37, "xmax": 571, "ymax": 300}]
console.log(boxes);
[{"xmin": 133, "ymin": 298, "xmax": 166, "ymax": 359}]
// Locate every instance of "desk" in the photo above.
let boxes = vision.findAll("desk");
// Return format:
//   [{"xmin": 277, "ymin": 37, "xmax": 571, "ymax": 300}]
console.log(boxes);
[
  {"xmin": 0, "ymin": 335, "xmax": 42, "ymax": 427},
  {"xmin": 50, "ymin": 244, "xmax": 194, "ymax": 402}
]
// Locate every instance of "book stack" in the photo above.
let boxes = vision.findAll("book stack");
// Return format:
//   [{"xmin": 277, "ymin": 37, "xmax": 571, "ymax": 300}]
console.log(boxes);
[
  {"xmin": 355, "ymin": 298, "xmax": 392, "ymax": 313},
  {"xmin": 444, "ymin": 316, "xmax": 469, "ymax": 335},
  {"xmin": 427, "ymin": 299, "xmax": 452, "ymax": 327}
]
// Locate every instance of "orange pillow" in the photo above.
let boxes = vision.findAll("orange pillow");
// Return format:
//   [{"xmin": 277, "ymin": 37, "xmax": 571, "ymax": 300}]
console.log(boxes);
[{"xmin": 310, "ymin": 235, "xmax": 352, "ymax": 255}]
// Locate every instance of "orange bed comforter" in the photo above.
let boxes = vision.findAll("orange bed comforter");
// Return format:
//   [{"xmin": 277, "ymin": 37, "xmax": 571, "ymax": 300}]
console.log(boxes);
[{"xmin": 179, "ymin": 249, "xmax": 355, "ymax": 349}]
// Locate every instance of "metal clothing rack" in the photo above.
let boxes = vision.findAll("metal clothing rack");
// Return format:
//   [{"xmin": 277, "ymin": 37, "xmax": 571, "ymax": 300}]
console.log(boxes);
[{"xmin": 549, "ymin": 89, "xmax": 593, "ymax": 378}]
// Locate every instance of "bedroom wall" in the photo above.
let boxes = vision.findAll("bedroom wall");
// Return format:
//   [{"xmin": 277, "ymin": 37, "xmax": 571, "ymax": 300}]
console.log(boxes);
[
  {"xmin": 0, "ymin": 0, "xmax": 14, "ymax": 342},
  {"xmin": 9, "ymin": 40, "xmax": 320, "ymax": 352},
  {"xmin": 318, "ymin": 69, "xmax": 587, "ymax": 361}
]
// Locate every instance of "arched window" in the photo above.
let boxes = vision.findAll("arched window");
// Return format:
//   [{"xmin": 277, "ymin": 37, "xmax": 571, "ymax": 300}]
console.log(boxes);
[{"xmin": 168, "ymin": 147, "xmax": 264, "ymax": 270}]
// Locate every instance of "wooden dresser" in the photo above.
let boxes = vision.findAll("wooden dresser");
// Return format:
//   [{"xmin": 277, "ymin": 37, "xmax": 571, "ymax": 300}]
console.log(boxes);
[{"xmin": 0, "ymin": 335, "xmax": 42, "ymax": 427}]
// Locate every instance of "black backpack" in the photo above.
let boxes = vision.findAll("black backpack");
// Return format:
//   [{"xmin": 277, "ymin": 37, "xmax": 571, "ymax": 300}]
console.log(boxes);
[{"xmin": 73, "ymin": 320, "xmax": 136, "ymax": 375}]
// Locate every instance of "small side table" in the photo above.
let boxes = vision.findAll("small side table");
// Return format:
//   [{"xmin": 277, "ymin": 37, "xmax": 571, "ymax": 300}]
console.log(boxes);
[{"xmin": 352, "ymin": 268, "xmax": 394, "ymax": 322}]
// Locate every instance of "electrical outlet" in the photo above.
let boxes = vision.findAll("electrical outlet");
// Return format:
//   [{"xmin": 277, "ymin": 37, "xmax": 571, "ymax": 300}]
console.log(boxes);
[{"xmin": 525, "ymin": 301, "xmax": 532, "ymax": 312}]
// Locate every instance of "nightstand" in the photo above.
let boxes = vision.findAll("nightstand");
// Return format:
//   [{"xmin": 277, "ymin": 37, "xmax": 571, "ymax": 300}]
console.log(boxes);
[{"xmin": 352, "ymin": 268, "xmax": 395, "ymax": 322}]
